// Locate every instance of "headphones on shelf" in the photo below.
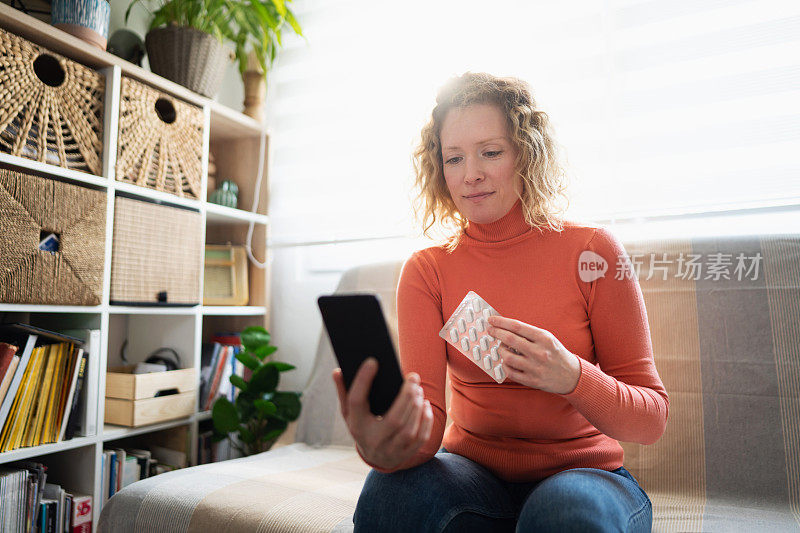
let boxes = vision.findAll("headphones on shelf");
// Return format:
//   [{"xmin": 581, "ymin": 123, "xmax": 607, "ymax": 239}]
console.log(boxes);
[{"xmin": 120, "ymin": 340, "xmax": 182, "ymax": 372}]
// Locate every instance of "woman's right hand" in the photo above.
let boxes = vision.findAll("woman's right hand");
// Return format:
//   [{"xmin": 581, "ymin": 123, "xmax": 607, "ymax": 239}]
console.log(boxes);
[{"xmin": 332, "ymin": 357, "xmax": 434, "ymax": 471}]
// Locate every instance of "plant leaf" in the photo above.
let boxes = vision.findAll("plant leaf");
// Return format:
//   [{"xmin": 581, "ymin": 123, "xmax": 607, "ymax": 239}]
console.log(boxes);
[
  {"xmin": 241, "ymin": 326, "xmax": 270, "ymax": 350},
  {"xmin": 253, "ymin": 345, "xmax": 278, "ymax": 359},
  {"xmin": 263, "ymin": 428, "xmax": 284, "ymax": 441},
  {"xmin": 271, "ymin": 391, "xmax": 302, "ymax": 421},
  {"xmin": 235, "ymin": 350, "xmax": 260, "ymax": 371},
  {"xmin": 238, "ymin": 426, "xmax": 256, "ymax": 443},
  {"xmin": 269, "ymin": 0, "xmax": 287, "ymax": 17},
  {"xmin": 285, "ymin": 9, "xmax": 303, "ymax": 37},
  {"xmin": 248, "ymin": 363, "xmax": 279, "ymax": 394},
  {"xmin": 211, "ymin": 397, "xmax": 239, "ymax": 434},
  {"xmin": 230, "ymin": 374, "xmax": 248, "ymax": 391},
  {"xmin": 266, "ymin": 361, "xmax": 295, "ymax": 372},
  {"xmin": 236, "ymin": 392, "xmax": 256, "ymax": 419},
  {"xmin": 254, "ymin": 399, "xmax": 277, "ymax": 417}
]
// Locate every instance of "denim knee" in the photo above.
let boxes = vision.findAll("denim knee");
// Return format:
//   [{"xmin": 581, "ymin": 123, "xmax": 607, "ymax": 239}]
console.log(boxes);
[
  {"xmin": 515, "ymin": 469, "xmax": 651, "ymax": 533},
  {"xmin": 354, "ymin": 453, "xmax": 518, "ymax": 533}
]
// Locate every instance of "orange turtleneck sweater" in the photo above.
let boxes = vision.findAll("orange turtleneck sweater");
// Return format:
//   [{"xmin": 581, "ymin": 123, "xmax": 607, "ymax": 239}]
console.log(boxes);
[{"xmin": 359, "ymin": 199, "xmax": 669, "ymax": 482}]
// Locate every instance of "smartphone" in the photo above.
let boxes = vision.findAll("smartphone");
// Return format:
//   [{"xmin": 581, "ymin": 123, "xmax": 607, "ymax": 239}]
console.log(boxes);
[{"xmin": 317, "ymin": 293, "xmax": 404, "ymax": 416}]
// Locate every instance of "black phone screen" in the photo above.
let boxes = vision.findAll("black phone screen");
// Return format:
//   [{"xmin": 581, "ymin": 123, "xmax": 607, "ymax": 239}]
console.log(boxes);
[{"xmin": 317, "ymin": 293, "xmax": 404, "ymax": 416}]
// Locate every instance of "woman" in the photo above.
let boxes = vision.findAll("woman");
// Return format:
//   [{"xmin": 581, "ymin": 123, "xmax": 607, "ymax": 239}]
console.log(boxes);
[{"xmin": 332, "ymin": 72, "xmax": 669, "ymax": 532}]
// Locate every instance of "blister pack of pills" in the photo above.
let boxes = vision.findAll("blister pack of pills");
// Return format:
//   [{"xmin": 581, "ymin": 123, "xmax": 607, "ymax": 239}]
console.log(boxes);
[{"xmin": 439, "ymin": 291, "xmax": 506, "ymax": 383}]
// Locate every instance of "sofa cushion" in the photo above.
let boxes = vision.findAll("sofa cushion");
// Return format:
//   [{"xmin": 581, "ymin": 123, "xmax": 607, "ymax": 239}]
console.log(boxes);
[{"xmin": 98, "ymin": 443, "xmax": 369, "ymax": 533}]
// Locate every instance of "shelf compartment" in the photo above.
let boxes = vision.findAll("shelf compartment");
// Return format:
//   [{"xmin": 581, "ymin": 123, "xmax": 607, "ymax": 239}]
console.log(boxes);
[{"xmin": 209, "ymin": 101, "xmax": 264, "ymax": 141}]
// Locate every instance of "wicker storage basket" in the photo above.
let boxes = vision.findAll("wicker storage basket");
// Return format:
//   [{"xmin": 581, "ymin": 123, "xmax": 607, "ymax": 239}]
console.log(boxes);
[
  {"xmin": 0, "ymin": 27, "xmax": 105, "ymax": 175},
  {"xmin": 110, "ymin": 196, "xmax": 202, "ymax": 305},
  {"xmin": 116, "ymin": 77, "xmax": 203, "ymax": 199},
  {"xmin": 0, "ymin": 168, "xmax": 106, "ymax": 305}
]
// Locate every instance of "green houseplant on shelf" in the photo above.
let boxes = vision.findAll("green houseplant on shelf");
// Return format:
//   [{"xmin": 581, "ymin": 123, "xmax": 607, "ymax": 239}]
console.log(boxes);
[
  {"xmin": 211, "ymin": 326, "xmax": 302, "ymax": 456},
  {"xmin": 124, "ymin": 0, "xmax": 304, "ymax": 99}
]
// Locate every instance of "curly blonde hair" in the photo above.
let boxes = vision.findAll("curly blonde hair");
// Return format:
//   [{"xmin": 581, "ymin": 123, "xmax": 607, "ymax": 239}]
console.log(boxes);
[{"xmin": 412, "ymin": 72, "xmax": 570, "ymax": 252}]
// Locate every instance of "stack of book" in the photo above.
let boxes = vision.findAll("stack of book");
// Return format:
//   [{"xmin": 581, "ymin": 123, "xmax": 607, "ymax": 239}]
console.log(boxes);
[
  {"xmin": 0, "ymin": 461, "xmax": 92, "ymax": 532},
  {"xmin": 101, "ymin": 445, "xmax": 187, "ymax": 503},
  {"xmin": 0, "ymin": 324, "xmax": 100, "ymax": 453},
  {"xmin": 199, "ymin": 333, "xmax": 244, "ymax": 412}
]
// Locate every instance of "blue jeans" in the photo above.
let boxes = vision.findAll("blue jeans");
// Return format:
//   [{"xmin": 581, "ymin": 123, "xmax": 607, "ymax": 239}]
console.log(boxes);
[{"xmin": 353, "ymin": 447, "xmax": 652, "ymax": 532}]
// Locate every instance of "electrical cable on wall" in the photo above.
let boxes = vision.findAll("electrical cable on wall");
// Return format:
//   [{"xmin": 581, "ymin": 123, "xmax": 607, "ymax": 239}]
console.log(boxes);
[{"xmin": 245, "ymin": 131, "xmax": 268, "ymax": 270}]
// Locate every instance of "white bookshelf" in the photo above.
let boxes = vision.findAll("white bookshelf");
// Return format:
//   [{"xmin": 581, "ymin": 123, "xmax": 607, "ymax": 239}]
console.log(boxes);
[{"xmin": 0, "ymin": 6, "xmax": 272, "ymax": 530}]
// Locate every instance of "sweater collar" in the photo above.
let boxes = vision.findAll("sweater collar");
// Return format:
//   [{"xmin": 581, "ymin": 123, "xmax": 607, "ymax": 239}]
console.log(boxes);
[{"xmin": 462, "ymin": 198, "xmax": 533, "ymax": 244}]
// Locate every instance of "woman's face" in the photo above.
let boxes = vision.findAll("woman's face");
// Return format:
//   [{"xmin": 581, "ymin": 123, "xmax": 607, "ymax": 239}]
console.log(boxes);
[{"xmin": 440, "ymin": 103, "xmax": 521, "ymax": 224}]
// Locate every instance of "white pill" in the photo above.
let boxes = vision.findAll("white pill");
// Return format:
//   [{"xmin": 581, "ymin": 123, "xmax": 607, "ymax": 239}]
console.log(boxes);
[
  {"xmin": 471, "ymin": 299, "xmax": 482, "ymax": 312},
  {"xmin": 469, "ymin": 327, "xmax": 477, "ymax": 342},
  {"xmin": 472, "ymin": 346, "xmax": 481, "ymax": 361},
  {"xmin": 490, "ymin": 346, "xmax": 499, "ymax": 361},
  {"xmin": 479, "ymin": 335, "xmax": 490, "ymax": 351},
  {"xmin": 483, "ymin": 355, "xmax": 493, "ymax": 370},
  {"xmin": 465, "ymin": 308, "xmax": 474, "ymax": 322},
  {"xmin": 483, "ymin": 308, "xmax": 491, "ymax": 320},
  {"xmin": 494, "ymin": 364, "xmax": 506, "ymax": 381},
  {"xmin": 476, "ymin": 318, "xmax": 485, "ymax": 332},
  {"xmin": 449, "ymin": 328, "xmax": 459, "ymax": 343},
  {"xmin": 458, "ymin": 318, "xmax": 466, "ymax": 333},
  {"xmin": 461, "ymin": 338, "xmax": 470, "ymax": 352}
]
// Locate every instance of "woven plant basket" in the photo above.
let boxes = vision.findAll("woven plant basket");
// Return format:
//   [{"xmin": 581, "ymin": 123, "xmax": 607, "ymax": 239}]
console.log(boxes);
[
  {"xmin": 0, "ymin": 27, "xmax": 105, "ymax": 175},
  {"xmin": 116, "ymin": 77, "xmax": 203, "ymax": 199},
  {"xmin": 0, "ymin": 167, "xmax": 106, "ymax": 305},
  {"xmin": 145, "ymin": 25, "xmax": 229, "ymax": 98},
  {"xmin": 111, "ymin": 196, "xmax": 202, "ymax": 305}
]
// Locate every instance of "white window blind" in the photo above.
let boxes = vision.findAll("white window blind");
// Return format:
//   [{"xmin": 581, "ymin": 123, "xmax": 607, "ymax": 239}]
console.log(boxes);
[{"xmin": 265, "ymin": 0, "xmax": 800, "ymax": 247}]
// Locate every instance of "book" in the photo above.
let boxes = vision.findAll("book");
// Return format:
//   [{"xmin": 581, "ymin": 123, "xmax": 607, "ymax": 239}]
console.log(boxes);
[
  {"xmin": 28, "ymin": 344, "xmax": 58, "ymax": 447},
  {"xmin": 63, "ymin": 352, "xmax": 88, "ymax": 441},
  {"xmin": 0, "ymin": 341, "xmax": 18, "ymax": 378},
  {"xmin": 58, "ymin": 349, "xmax": 84, "ymax": 443},
  {"xmin": 0, "ymin": 355, "xmax": 20, "ymax": 405},
  {"xmin": 120, "ymin": 455, "xmax": 141, "ymax": 489},
  {"xmin": 199, "ymin": 342, "xmax": 222, "ymax": 407},
  {"xmin": 50, "ymin": 346, "xmax": 78, "ymax": 444},
  {"xmin": 0, "ymin": 332, "xmax": 37, "ymax": 431},
  {"xmin": 101, "ymin": 450, "xmax": 114, "ymax": 504},
  {"xmin": 59, "ymin": 329, "xmax": 100, "ymax": 437},
  {"xmin": 125, "ymin": 449, "xmax": 152, "ymax": 480},
  {"xmin": 2, "ymin": 345, "xmax": 46, "ymax": 451},
  {"xmin": 204, "ymin": 346, "xmax": 230, "ymax": 410},
  {"xmin": 111, "ymin": 448, "xmax": 126, "ymax": 494},
  {"xmin": 71, "ymin": 493, "xmax": 92, "ymax": 533}
]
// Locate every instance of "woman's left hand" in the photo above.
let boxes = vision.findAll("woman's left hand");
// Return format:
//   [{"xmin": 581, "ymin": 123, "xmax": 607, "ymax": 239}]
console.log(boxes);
[{"xmin": 486, "ymin": 315, "xmax": 581, "ymax": 394}]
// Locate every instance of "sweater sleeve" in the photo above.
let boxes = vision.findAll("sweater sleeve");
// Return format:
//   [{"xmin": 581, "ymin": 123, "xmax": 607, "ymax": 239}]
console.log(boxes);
[
  {"xmin": 560, "ymin": 227, "xmax": 669, "ymax": 445},
  {"xmin": 356, "ymin": 250, "xmax": 448, "ymax": 472}
]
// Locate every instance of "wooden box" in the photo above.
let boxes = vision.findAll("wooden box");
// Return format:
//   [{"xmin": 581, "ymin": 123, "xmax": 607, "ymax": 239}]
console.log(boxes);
[{"xmin": 105, "ymin": 366, "xmax": 196, "ymax": 427}]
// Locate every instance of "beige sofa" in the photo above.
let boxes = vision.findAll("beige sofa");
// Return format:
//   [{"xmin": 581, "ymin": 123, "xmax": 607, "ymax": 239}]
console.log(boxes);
[{"xmin": 99, "ymin": 233, "xmax": 800, "ymax": 532}]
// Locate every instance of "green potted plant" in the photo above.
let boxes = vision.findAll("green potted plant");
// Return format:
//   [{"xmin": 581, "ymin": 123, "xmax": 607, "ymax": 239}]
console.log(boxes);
[
  {"xmin": 211, "ymin": 326, "xmax": 302, "ymax": 456},
  {"xmin": 124, "ymin": 0, "xmax": 304, "ymax": 98}
]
